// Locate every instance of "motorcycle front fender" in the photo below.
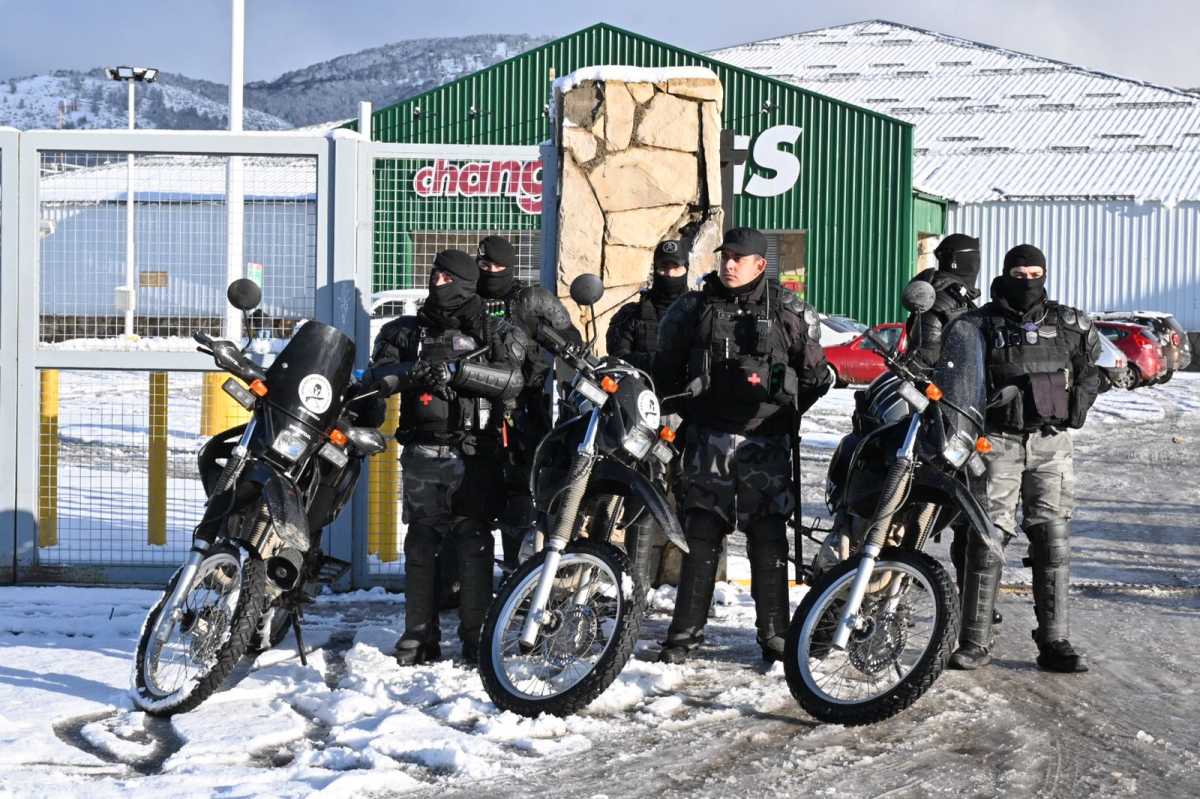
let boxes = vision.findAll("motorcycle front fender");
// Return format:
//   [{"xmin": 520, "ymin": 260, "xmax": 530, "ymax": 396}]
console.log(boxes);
[
  {"xmin": 917, "ymin": 467, "xmax": 1004, "ymax": 560},
  {"xmin": 588, "ymin": 460, "xmax": 688, "ymax": 554}
]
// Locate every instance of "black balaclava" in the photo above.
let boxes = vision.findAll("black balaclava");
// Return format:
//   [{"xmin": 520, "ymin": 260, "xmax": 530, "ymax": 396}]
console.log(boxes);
[
  {"xmin": 650, "ymin": 239, "xmax": 689, "ymax": 310},
  {"xmin": 422, "ymin": 249, "xmax": 481, "ymax": 329},
  {"xmin": 476, "ymin": 235, "xmax": 516, "ymax": 299},
  {"xmin": 934, "ymin": 233, "xmax": 982, "ymax": 294},
  {"xmin": 996, "ymin": 244, "xmax": 1048, "ymax": 312},
  {"xmin": 728, "ymin": 270, "xmax": 766, "ymax": 298}
]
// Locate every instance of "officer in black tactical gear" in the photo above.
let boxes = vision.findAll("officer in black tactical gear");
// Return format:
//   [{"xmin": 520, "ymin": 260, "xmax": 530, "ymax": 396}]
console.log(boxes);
[
  {"xmin": 902, "ymin": 234, "xmax": 993, "ymax": 617},
  {"xmin": 607, "ymin": 238, "xmax": 690, "ymax": 371},
  {"xmin": 654, "ymin": 227, "xmax": 833, "ymax": 664},
  {"xmin": 948, "ymin": 244, "xmax": 1101, "ymax": 674},
  {"xmin": 475, "ymin": 234, "xmax": 580, "ymax": 568},
  {"xmin": 606, "ymin": 237, "xmax": 691, "ymax": 587},
  {"xmin": 366, "ymin": 249, "xmax": 527, "ymax": 666}
]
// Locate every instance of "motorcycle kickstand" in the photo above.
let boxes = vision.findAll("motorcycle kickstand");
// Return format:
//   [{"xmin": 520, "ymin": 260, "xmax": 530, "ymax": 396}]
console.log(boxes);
[{"xmin": 291, "ymin": 611, "xmax": 308, "ymax": 667}]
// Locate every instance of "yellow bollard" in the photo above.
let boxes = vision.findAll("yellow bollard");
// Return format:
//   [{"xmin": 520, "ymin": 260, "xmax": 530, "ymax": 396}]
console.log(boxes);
[
  {"xmin": 148, "ymin": 372, "xmax": 169, "ymax": 546},
  {"xmin": 200, "ymin": 372, "xmax": 250, "ymax": 436},
  {"xmin": 368, "ymin": 395, "xmax": 401, "ymax": 563},
  {"xmin": 38, "ymin": 370, "xmax": 60, "ymax": 547}
]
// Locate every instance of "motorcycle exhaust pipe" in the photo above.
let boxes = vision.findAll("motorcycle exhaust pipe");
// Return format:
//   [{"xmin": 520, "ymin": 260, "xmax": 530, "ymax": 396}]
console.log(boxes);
[{"xmin": 267, "ymin": 549, "xmax": 304, "ymax": 590}]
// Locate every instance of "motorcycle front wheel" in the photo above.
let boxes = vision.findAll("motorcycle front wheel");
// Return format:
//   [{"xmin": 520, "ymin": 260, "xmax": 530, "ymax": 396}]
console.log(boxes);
[
  {"xmin": 478, "ymin": 540, "xmax": 645, "ymax": 718},
  {"xmin": 131, "ymin": 549, "xmax": 268, "ymax": 716},
  {"xmin": 784, "ymin": 548, "xmax": 957, "ymax": 726}
]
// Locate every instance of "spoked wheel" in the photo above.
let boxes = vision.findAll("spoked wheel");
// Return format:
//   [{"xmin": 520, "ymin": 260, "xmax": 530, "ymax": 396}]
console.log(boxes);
[
  {"xmin": 131, "ymin": 550, "xmax": 267, "ymax": 716},
  {"xmin": 784, "ymin": 548, "xmax": 957, "ymax": 726},
  {"xmin": 479, "ymin": 540, "xmax": 645, "ymax": 718}
]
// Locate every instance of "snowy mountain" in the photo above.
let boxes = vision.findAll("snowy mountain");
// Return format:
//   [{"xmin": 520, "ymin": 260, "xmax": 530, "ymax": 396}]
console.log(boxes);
[{"xmin": 0, "ymin": 33, "xmax": 549, "ymax": 131}]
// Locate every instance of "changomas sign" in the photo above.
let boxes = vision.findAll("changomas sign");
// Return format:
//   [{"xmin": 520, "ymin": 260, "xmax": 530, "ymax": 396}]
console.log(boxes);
[{"xmin": 410, "ymin": 124, "xmax": 804, "ymax": 214}]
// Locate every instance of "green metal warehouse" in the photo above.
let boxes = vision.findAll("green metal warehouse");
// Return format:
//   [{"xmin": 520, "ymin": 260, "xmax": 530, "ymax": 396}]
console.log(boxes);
[{"xmin": 351, "ymin": 23, "xmax": 947, "ymax": 323}]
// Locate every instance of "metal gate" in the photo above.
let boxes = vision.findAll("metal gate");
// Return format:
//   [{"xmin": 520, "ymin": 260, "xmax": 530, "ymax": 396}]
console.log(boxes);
[{"xmin": 353, "ymin": 140, "xmax": 542, "ymax": 589}]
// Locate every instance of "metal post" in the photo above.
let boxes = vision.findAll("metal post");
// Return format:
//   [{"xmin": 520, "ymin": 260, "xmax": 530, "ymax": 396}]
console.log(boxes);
[
  {"xmin": 225, "ymin": 0, "xmax": 246, "ymax": 340},
  {"xmin": 368, "ymin": 395, "xmax": 401, "ymax": 562},
  {"xmin": 358, "ymin": 101, "xmax": 372, "ymax": 139},
  {"xmin": 148, "ymin": 372, "xmax": 168, "ymax": 545},
  {"xmin": 125, "ymin": 81, "xmax": 136, "ymax": 336},
  {"xmin": 38, "ymin": 370, "xmax": 59, "ymax": 547}
]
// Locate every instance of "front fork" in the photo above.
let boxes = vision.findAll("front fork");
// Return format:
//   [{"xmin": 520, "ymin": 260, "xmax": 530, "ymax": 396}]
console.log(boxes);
[
  {"xmin": 519, "ymin": 409, "xmax": 601, "ymax": 649},
  {"xmin": 832, "ymin": 414, "xmax": 920, "ymax": 650}
]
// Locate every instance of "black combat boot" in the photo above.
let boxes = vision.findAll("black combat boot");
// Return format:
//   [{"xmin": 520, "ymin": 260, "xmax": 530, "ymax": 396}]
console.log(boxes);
[
  {"xmin": 1034, "ymin": 635, "xmax": 1088, "ymax": 673},
  {"xmin": 395, "ymin": 523, "xmax": 443, "ymax": 667},
  {"xmin": 746, "ymin": 517, "xmax": 791, "ymax": 663},
  {"xmin": 454, "ymin": 519, "xmax": 495, "ymax": 667},
  {"xmin": 659, "ymin": 512, "xmax": 726, "ymax": 664},
  {"xmin": 949, "ymin": 534, "xmax": 1003, "ymax": 670}
]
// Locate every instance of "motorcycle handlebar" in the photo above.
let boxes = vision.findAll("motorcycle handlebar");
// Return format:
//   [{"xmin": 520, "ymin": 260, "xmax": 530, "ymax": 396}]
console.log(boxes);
[{"xmin": 192, "ymin": 331, "xmax": 266, "ymax": 385}]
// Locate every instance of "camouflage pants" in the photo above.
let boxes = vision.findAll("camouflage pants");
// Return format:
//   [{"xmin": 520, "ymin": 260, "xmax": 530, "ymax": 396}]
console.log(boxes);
[
  {"xmin": 983, "ymin": 429, "xmax": 1075, "ymax": 539},
  {"xmin": 400, "ymin": 444, "xmax": 467, "ymax": 527},
  {"xmin": 680, "ymin": 425, "xmax": 794, "ymax": 531}
]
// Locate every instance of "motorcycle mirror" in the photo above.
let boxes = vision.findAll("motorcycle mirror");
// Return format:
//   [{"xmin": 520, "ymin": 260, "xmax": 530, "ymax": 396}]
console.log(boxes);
[
  {"xmin": 569, "ymin": 274, "xmax": 605, "ymax": 307},
  {"xmin": 901, "ymin": 280, "xmax": 936, "ymax": 314},
  {"xmin": 227, "ymin": 278, "xmax": 262, "ymax": 312},
  {"xmin": 987, "ymin": 384, "xmax": 1021, "ymax": 409}
]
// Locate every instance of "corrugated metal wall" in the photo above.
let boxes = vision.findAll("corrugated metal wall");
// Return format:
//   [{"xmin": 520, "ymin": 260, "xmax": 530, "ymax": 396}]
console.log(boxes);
[
  {"xmin": 352, "ymin": 23, "xmax": 916, "ymax": 324},
  {"xmin": 948, "ymin": 200, "xmax": 1200, "ymax": 329}
]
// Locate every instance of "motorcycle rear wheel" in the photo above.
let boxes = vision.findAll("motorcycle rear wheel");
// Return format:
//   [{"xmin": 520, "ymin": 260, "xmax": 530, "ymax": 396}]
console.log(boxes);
[
  {"xmin": 131, "ymin": 550, "xmax": 267, "ymax": 716},
  {"xmin": 479, "ymin": 540, "xmax": 645, "ymax": 718},
  {"xmin": 784, "ymin": 548, "xmax": 957, "ymax": 726}
]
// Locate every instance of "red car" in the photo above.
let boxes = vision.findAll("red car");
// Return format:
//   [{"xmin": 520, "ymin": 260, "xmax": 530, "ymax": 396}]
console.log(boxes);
[
  {"xmin": 1094, "ymin": 321, "xmax": 1166, "ymax": 388},
  {"xmin": 824, "ymin": 322, "xmax": 907, "ymax": 386}
]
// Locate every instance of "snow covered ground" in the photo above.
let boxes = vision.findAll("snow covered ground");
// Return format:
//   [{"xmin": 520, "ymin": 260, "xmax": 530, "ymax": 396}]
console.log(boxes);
[{"xmin": 1, "ymin": 375, "xmax": 1197, "ymax": 797}]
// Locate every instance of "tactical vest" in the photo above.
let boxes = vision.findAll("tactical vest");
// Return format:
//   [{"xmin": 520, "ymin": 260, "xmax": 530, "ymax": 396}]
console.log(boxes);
[
  {"xmin": 397, "ymin": 325, "xmax": 485, "ymax": 444},
  {"xmin": 982, "ymin": 303, "xmax": 1077, "ymax": 432},
  {"xmin": 687, "ymin": 286, "xmax": 798, "ymax": 421},
  {"xmin": 631, "ymin": 294, "xmax": 662, "ymax": 356}
]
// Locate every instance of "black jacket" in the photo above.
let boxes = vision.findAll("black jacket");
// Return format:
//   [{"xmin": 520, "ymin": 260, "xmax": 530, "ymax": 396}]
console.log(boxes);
[{"xmin": 904, "ymin": 268, "xmax": 979, "ymax": 370}]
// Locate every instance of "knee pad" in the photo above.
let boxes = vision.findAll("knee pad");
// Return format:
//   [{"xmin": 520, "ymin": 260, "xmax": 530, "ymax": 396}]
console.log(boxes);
[
  {"xmin": 452, "ymin": 520, "xmax": 493, "ymax": 562},
  {"xmin": 745, "ymin": 516, "xmax": 788, "ymax": 563},
  {"xmin": 1026, "ymin": 522, "xmax": 1070, "ymax": 569},
  {"xmin": 404, "ymin": 523, "xmax": 441, "ymax": 565}
]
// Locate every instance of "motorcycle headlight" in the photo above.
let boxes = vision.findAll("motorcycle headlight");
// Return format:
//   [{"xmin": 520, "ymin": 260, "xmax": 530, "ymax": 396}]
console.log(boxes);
[
  {"xmin": 620, "ymin": 427, "xmax": 656, "ymax": 460},
  {"xmin": 573, "ymin": 375, "xmax": 608, "ymax": 407},
  {"xmin": 942, "ymin": 430, "xmax": 975, "ymax": 469},
  {"xmin": 651, "ymin": 439, "xmax": 675, "ymax": 465},
  {"xmin": 271, "ymin": 427, "xmax": 310, "ymax": 462},
  {"xmin": 966, "ymin": 451, "xmax": 987, "ymax": 477}
]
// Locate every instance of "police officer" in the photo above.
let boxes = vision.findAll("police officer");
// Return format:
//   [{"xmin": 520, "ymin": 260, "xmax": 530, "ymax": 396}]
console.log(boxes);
[
  {"xmin": 654, "ymin": 227, "xmax": 833, "ymax": 664},
  {"xmin": 949, "ymin": 244, "xmax": 1100, "ymax": 673},
  {"xmin": 606, "ymin": 238, "xmax": 690, "ymax": 587},
  {"xmin": 367, "ymin": 249, "xmax": 527, "ymax": 666},
  {"xmin": 905, "ymin": 234, "xmax": 982, "ymax": 370},
  {"xmin": 607, "ymin": 238, "xmax": 690, "ymax": 371},
  {"xmin": 474, "ymin": 235, "xmax": 580, "ymax": 568}
]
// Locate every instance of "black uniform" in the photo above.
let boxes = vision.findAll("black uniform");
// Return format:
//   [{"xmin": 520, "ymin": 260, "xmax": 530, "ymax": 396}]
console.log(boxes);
[
  {"xmin": 367, "ymin": 249, "xmax": 527, "ymax": 665},
  {"xmin": 475, "ymin": 235, "xmax": 581, "ymax": 567},
  {"xmin": 655, "ymin": 237, "xmax": 832, "ymax": 662},
  {"xmin": 949, "ymin": 245, "xmax": 1101, "ymax": 674}
]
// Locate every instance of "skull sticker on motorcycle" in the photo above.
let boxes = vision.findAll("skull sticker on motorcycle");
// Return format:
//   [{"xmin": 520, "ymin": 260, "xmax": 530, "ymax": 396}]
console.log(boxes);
[{"xmin": 298, "ymin": 374, "xmax": 333, "ymax": 415}]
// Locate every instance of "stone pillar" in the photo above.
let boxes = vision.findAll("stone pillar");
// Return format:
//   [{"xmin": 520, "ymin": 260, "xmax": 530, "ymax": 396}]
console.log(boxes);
[{"xmin": 551, "ymin": 68, "xmax": 724, "ymax": 350}]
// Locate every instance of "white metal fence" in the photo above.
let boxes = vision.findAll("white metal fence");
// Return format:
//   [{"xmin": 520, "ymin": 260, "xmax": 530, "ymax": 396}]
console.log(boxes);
[{"xmin": 0, "ymin": 127, "xmax": 542, "ymax": 588}]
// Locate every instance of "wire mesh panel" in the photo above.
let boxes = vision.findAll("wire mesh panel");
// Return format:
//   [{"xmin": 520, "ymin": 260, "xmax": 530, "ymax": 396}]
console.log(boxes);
[
  {"xmin": 372, "ymin": 155, "xmax": 542, "ymax": 292},
  {"xmin": 33, "ymin": 369, "xmax": 255, "ymax": 566},
  {"xmin": 37, "ymin": 152, "xmax": 318, "ymax": 344}
]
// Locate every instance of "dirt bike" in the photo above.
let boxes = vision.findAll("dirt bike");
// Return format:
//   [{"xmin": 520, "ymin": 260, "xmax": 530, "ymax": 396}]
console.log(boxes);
[
  {"xmin": 130, "ymin": 280, "xmax": 391, "ymax": 716},
  {"xmin": 477, "ymin": 275, "xmax": 689, "ymax": 718},
  {"xmin": 784, "ymin": 281, "xmax": 1011, "ymax": 726}
]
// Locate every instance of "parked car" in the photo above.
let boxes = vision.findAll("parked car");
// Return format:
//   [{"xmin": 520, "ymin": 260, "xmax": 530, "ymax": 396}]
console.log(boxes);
[
  {"xmin": 820, "ymin": 314, "xmax": 868, "ymax": 347},
  {"xmin": 1095, "ymin": 311, "xmax": 1192, "ymax": 382},
  {"xmin": 1095, "ymin": 330, "xmax": 1130, "ymax": 392},
  {"xmin": 1094, "ymin": 321, "xmax": 1166, "ymax": 388},
  {"xmin": 824, "ymin": 322, "xmax": 906, "ymax": 386}
]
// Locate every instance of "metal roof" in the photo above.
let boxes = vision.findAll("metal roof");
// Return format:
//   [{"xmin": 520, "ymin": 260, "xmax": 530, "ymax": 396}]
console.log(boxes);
[{"xmin": 709, "ymin": 20, "xmax": 1200, "ymax": 203}]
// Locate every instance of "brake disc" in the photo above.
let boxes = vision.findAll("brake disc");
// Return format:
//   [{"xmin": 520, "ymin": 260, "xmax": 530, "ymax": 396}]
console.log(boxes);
[
  {"xmin": 188, "ymin": 605, "xmax": 231, "ymax": 665},
  {"xmin": 847, "ymin": 603, "xmax": 909, "ymax": 675},
  {"xmin": 543, "ymin": 605, "xmax": 598, "ymax": 669}
]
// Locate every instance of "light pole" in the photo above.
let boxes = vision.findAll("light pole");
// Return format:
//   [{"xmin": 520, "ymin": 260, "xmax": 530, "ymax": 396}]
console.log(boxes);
[
  {"xmin": 226, "ymin": 0, "xmax": 245, "ymax": 341},
  {"xmin": 106, "ymin": 66, "xmax": 158, "ymax": 337}
]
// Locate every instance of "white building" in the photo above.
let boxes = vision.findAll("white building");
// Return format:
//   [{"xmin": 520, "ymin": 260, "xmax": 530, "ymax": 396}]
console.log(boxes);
[{"xmin": 710, "ymin": 20, "xmax": 1200, "ymax": 329}]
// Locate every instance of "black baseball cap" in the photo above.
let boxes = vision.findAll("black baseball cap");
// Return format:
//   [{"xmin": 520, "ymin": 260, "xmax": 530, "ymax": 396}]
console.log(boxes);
[
  {"xmin": 653, "ymin": 239, "xmax": 688, "ymax": 268},
  {"xmin": 477, "ymin": 235, "xmax": 516, "ymax": 268},
  {"xmin": 714, "ymin": 227, "xmax": 768, "ymax": 258}
]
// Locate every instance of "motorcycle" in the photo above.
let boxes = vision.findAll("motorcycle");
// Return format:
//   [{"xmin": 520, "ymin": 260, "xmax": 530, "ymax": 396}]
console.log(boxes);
[
  {"xmin": 477, "ymin": 275, "xmax": 689, "ymax": 718},
  {"xmin": 784, "ymin": 281, "xmax": 1011, "ymax": 726},
  {"xmin": 131, "ymin": 279, "xmax": 391, "ymax": 716}
]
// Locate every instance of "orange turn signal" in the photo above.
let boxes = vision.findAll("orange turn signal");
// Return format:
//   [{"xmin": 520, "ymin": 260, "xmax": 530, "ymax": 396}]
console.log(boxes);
[
  {"xmin": 249, "ymin": 379, "xmax": 269, "ymax": 397},
  {"xmin": 924, "ymin": 383, "xmax": 944, "ymax": 401},
  {"xmin": 975, "ymin": 436, "xmax": 993, "ymax": 454},
  {"xmin": 600, "ymin": 375, "xmax": 620, "ymax": 394},
  {"xmin": 329, "ymin": 429, "xmax": 349, "ymax": 447},
  {"xmin": 659, "ymin": 426, "xmax": 676, "ymax": 444}
]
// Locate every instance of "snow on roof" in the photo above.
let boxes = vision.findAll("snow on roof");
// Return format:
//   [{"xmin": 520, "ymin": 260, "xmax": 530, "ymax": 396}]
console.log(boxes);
[
  {"xmin": 38, "ymin": 154, "xmax": 317, "ymax": 203},
  {"xmin": 708, "ymin": 20, "xmax": 1200, "ymax": 203},
  {"xmin": 553, "ymin": 65, "xmax": 719, "ymax": 95}
]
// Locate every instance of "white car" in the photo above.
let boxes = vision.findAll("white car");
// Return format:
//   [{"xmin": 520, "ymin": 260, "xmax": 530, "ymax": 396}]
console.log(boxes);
[{"xmin": 820, "ymin": 314, "xmax": 868, "ymax": 347}]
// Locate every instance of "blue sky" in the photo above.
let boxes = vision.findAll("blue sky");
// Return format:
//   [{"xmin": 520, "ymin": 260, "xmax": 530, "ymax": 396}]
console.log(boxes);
[{"xmin": 0, "ymin": 0, "xmax": 1196, "ymax": 88}]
